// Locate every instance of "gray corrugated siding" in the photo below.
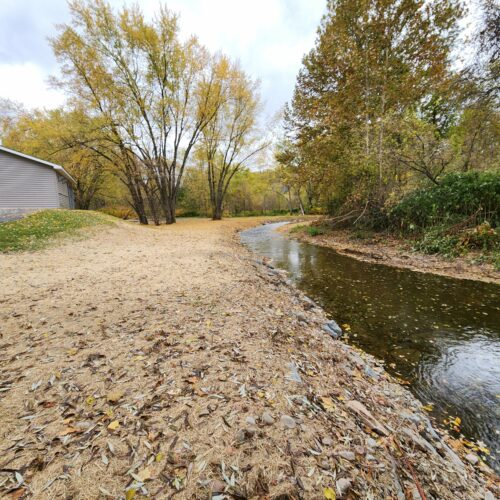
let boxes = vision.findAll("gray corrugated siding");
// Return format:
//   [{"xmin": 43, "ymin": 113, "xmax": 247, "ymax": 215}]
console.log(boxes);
[
  {"xmin": 0, "ymin": 150, "xmax": 60, "ymax": 208},
  {"xmin": 58, "ymin": 176, "xmax": 70, "ymax": 208}
]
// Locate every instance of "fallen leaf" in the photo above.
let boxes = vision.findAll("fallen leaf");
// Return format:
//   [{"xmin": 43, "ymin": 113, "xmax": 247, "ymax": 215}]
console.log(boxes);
[
  {"xmin": 107, "ymin": 420, "xmax": 120, "ymax": 431},
  {"xmin": 125, "ymin": 488, "xmax": 136, "ymax": 500},
  {"xmin": 106, "ymin": 390, "xmax": 124, "ymax": 403},
  {"xmin": 324, "ymin": 487, "xmax": 336, "ymax": 499},
  {"xmin": 137, "ymin": 467, "xmax": 152, "ymax": 481},
  {"xmin": 320, "ymin": 396, "xmax": 335, "ymax": 412}
]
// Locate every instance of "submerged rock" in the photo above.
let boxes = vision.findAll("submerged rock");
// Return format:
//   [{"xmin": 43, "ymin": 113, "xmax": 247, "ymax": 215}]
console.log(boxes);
[{"xmin": 322, "ymin": 320, "xmax": 343, "ymax": 339}]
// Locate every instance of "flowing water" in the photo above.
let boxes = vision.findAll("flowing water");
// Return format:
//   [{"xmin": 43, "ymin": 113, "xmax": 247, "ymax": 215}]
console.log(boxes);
[{"xmin": 241, "ymin": 222, "xmax": 500, "ymax": 471}]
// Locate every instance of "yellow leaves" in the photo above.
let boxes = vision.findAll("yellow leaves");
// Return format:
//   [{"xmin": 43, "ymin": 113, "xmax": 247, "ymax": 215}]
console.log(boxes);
[
  {"xmin": 107, "ymin": 420, "xmax": 120, "ymax": 431},
  {"xmin": 125, "ymin": 488, "xmax": 136, "ymax": 500},
  {"xmin": 133, "ymin": 355, "xmax": 146, "ymax": 361},
  {"xmin": 460, "ymin": 438, "xmax": 489, "ymax": 455},
  {"xmin": 342, "ymin": 323, "xmax": 351, "ymax": 332},
  {"xmin": 444, "ymin": 415, "xmax": 461, "ymax": 432},
  {"xmin": 67, "ymin": 348, "xmax": 78, "ymax": 356},
  {"xmin": 324, "ymin": 487, "xmax": 336, "ymax": 499},
  {"xmin": 105, "ymin": 408, "xmax": 114, "ymax": 418},
  {"xmin": 320, "ymin": 396, "xmax": 335, "ymax": 412},
  {"xmin": 422, "ymin": 403, "xmax": 434, "ymax": 412},
  {"xmin": 86, "ymin": 396, "xmax": 96, "ymax": 406},
  {"xmin": 155, "ymin": 452, "xmax": 164, "ymax": 462}
]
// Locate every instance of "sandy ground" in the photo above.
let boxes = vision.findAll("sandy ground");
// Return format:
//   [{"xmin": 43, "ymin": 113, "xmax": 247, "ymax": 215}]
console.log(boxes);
[
  {"xmin": 284, "ymin": 223, "xmax": 500, "ymax": 285},
  {"xmin": 0, "ymin": 218, "xmax": 497, "ymax": 499}
]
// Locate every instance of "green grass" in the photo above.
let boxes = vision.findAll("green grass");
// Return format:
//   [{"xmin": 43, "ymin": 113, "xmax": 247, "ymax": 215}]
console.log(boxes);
[{"xmin": 0, "ymin": 209, "xmax": 115, "ymax": 252}]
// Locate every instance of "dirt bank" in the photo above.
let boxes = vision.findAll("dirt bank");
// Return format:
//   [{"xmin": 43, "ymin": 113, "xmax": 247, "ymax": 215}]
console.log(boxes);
[
  {"xmin": 284, "ymin": 222, "xmax": 500, "ymax": 285},
  {"xmin": 0, "ymin": 218, "xmax": 497, "ymax": 498}
]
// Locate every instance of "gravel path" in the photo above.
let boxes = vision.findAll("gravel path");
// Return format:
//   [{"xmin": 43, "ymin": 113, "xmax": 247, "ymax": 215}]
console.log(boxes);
[{"xmin": 0, "ymin": 219, "xmax": 496, "ymax": 498}]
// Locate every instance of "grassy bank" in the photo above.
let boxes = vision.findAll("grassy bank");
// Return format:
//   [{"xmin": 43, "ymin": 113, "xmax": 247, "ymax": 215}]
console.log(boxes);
[{"xmin": 0, "ymin": 209, "xmax": 115, "ymax": 252}]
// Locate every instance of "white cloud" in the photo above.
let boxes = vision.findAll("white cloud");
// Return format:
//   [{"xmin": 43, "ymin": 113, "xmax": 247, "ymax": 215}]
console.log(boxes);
[
  {"xmin": 0, "ymin": 62, "xmax": 65, "ymax": 109},
  {"xmin": 0, "ymin": 0, "xmax": 326, "ymax": 115}
]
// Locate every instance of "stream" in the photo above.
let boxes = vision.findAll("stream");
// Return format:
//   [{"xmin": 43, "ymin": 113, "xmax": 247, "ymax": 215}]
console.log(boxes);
[{"xmin": 241, "ymin": 222, "xmax": 500, "ymax": 471}]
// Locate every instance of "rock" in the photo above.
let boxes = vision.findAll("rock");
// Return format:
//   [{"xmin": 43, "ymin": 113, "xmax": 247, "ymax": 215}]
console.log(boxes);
[
  {"xmin": 363, "ymin": 365, "xmax": 380, "ymax": 380},
  {"xmin": 336, "ymin": 450, "xmax": 355, "ymax": 461},
  {"xmin": 235, "ymin": 429, "xmax": 247, "ymax": 443},
  {"xmin": 400, "ymin": 411, "xmax": 421, "ymax": 425},
  {"xmin": 280, "ymin": 415, "xmax": 296, "ymax": 429},
  {"xmin": 246, "ymin": 416, "xmax": 257, "ymax": 426},
  {"xmin": 401, "ymin": 428, "xmax": 438, "ymax": 456},
  {"xmin": 465, "ymin": 453, "xmax": 479, "ymax": 465},
  {"xmin": 296, "ymin": 313, "xmax": 309, "ymax": 323},
  {"xmin": 211, "ymin": 480, "xmax": 226, "ymax": 493},
  {"xmin": 346, "ymin": 400, "xmax": 389, "ymax": 436},
  {"xmin": 336, "ymin": 478, "xmax": 352, "ymax": 498},
  {"xmin": 484, "ymin": 491, "xmax": 495, "ymax": 500},
  {"xmin": 322, "ymin": 320, "xmax": 343, "ymax": 339},
  {"xmin": 261, "ymin": 412, "xmax": 275, "ymax": 425},
  {"xmin": 354, "ymin": 446, "xmax": 365, "ymax": 455},
  {"xmin": 366, "ymin": 438, "xmax": 378, "ymax": 449},
  {"xmin": 322, "ymin": 436, "xmax": 334, "ymax": 446},
  {"xmin": 302, "ymin": 296, "xmax": 316, "ymax": 310},
  {"xmin": 366, "ymin": 454, "xmax": 377, "ymax": 461},
  {"xmin": 286, "ymin": 362, "xmax": 302, "ymax": 383}
]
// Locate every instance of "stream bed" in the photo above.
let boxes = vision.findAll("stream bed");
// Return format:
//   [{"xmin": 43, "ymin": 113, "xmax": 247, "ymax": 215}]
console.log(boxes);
[{"xmin": 241, "ymin": 222, "xmax": 500, "ymax": 471}]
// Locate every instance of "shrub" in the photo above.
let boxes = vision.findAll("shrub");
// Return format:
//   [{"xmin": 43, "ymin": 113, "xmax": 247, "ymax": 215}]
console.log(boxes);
[
  {"xmin": 390, "ymin": 171, "xmax": 500, "ymax": 231},
  {"xmin": 307, "ymin": 226, "xmax": 326, "ymax": 237}
]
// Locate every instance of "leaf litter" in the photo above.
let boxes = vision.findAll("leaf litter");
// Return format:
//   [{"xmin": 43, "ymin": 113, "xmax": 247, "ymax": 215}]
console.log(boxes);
[{"xmin": 0, "ymin": 219, "xmax": 497, "ymax": 498}]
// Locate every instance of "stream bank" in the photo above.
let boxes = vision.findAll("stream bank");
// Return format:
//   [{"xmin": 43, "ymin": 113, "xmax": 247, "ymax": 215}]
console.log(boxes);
[{"xmin": 283, "ymin": 221, "xmax": 500, "ymax": 285}]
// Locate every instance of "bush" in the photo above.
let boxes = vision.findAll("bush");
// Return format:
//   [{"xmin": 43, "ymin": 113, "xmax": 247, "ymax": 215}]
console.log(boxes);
[
  {"xmin": 390, "ymin": 171, "xmax": 500, "ymax": 231},
  {"xmin": 413, "ymin": 222, "xmax": 499, "ymax": 257},
  {"xmin": 307, "ymin": 226, "xmax": 326, "ymax": 236}
]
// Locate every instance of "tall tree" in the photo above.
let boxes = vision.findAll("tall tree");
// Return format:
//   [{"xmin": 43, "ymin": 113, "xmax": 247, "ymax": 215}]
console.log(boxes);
[
  {"xmin": 198, "ymin": 58, "xmax": 264, "ymax": 220},
  {"xmin": 51, "ymin": 0, "xmax": 224, "ymax": 223},
  {"xmin": 286, "ymin": 0, "xmax": 464, "ymax": 212}
]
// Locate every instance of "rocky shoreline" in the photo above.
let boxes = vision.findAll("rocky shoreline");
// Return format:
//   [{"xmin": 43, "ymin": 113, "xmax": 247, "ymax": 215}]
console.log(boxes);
[{"xmin": 238, "ymin": 228, "xmax": 498, "ymax": 498}]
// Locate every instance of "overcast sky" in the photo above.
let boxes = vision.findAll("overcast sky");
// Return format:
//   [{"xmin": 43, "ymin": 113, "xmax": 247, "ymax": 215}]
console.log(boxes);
[{"xmin": 0, "ymin": 0, "xmax": 326, "ymax": 119}]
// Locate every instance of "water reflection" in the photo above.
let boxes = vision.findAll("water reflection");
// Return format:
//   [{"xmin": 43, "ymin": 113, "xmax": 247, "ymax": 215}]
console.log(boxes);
[{"xmin": 241, "ymin": 222, "xmax": 500, "ymax": 471}]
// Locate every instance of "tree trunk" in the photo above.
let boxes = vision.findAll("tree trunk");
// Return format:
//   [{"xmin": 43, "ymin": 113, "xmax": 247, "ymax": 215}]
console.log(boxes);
[
  {"xmin": 164, "ymin": 198, "xmax": 176, "ymax": 224},
  {"xmin": 212, "ymin": 199, "xmax": 223, "ymax": 220}
]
